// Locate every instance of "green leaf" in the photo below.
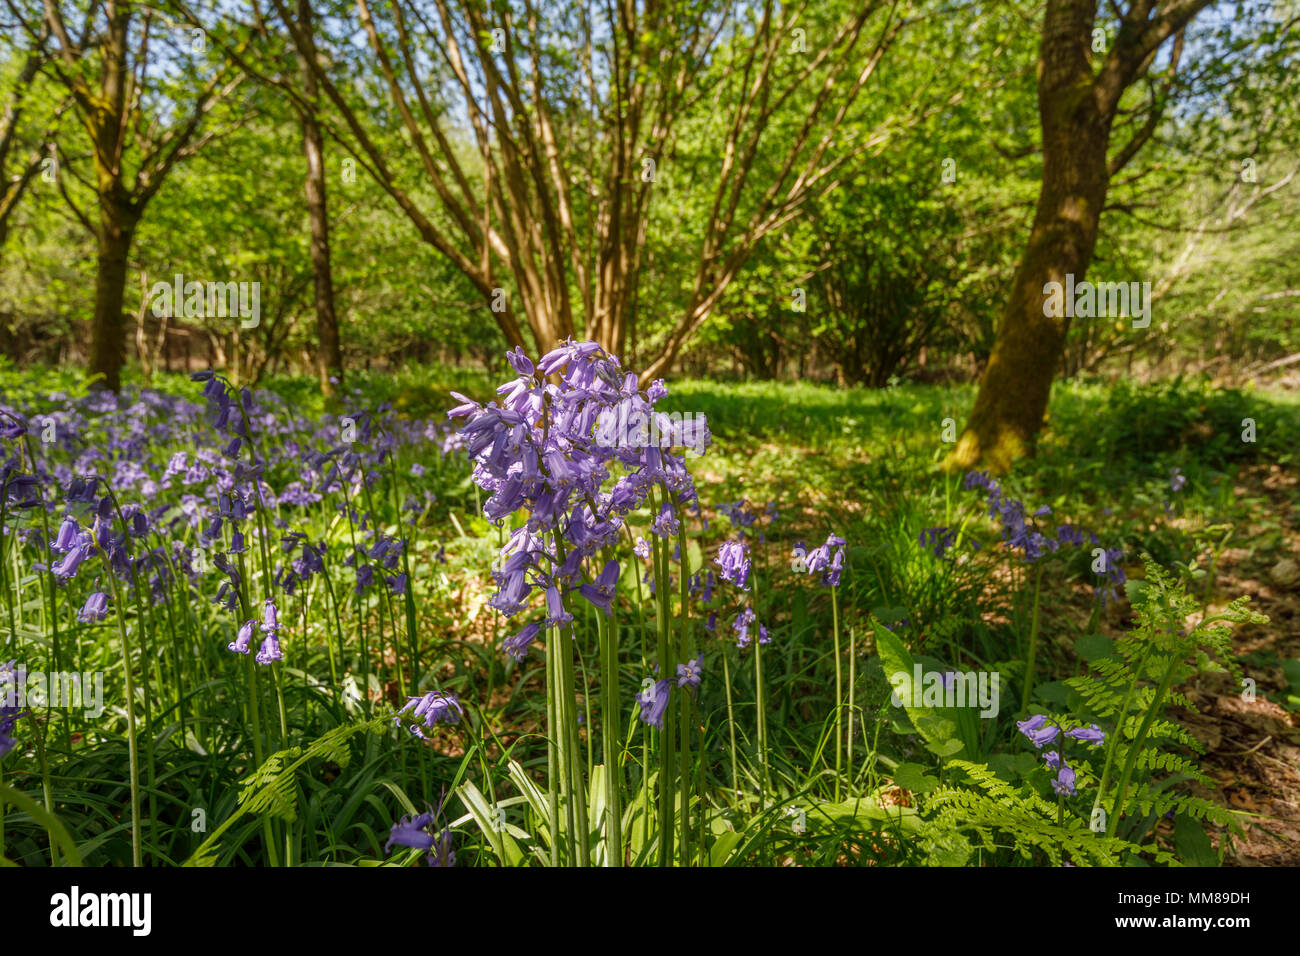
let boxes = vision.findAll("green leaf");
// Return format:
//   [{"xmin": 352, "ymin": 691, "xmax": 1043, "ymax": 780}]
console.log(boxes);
[
  {"xmin": 1076, "ymin": 633, "xmax": 1116, "ymax": 662},
  {"xmin": 1124, "ymin": 578, "xmax": 1150, "ymax": 605},
  {"xmin": 1035, "ymin": 681, "xmax": 1070, "ymax": 705},
  {"xmin": 1173, "ymin": 814, "xmax": 1218, "ymax": 867},
  {"xmin": 892, "ymin": 762, "xmax": 941, "ymax": 793},
  {"xmin": 925, "ymin": 737, "xmax": 965, "ymax": 759}
]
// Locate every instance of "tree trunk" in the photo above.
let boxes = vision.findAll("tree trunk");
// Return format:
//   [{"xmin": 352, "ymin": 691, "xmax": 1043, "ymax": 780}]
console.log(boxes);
[
  {"xmin": 948, "ymin": 0, "xmax": 1207, "ymax": 472},
  {"xmin": 948, "ymin": 0, "xmax": 1113, "ymax": 472},
  {"xmin": 302, "ymin": 110, "xmax": 343, "ymax": 395},
  {"xmin": 88, "ymin": 200, "xmax": 136, "ymax": 391},
  {"xmin": 297, "ymin": 0, "xmax": 343, "ymax": 397}
]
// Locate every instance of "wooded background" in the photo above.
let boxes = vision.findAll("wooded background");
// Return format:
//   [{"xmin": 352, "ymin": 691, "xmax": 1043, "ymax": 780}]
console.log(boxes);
[{"xmin": 1, "ymin": 0, "xmax": 1297, "ymax": 467}]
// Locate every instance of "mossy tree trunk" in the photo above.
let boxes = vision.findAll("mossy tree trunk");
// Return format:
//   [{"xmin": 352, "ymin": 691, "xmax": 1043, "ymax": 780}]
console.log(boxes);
[
  {"xmin": 949, "ymin": 0, "xmax": 1205, "ymax": 472},
  {"xmin": 89, "ymin": 196, "xmax": 138, "ymax": 391}
]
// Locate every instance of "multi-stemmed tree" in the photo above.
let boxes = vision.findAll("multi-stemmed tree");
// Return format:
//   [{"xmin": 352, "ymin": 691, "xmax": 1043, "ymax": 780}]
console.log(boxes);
[{"xmin": 267, "ymin": 0, "xmax": 928, "ymax": 379}]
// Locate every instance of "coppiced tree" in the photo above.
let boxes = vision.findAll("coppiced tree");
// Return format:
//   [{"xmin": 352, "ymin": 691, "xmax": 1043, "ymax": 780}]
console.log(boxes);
[{"xmin": 269, "ymin": 0, "xmax": 936, "ymax": 379}]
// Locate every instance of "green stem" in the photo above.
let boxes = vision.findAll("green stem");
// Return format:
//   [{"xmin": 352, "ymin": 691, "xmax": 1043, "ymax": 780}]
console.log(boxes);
[
  {"xmin": 1019, "ymin": 563, "xmax": 1045, "ymax": 717},
  {"xmin": 597, "ymin": 610, "xmax": 623, "ymax": 865},
  {"xmin": 1090, "ymin": 643, "xmax": 1153, "ymax": 834},
  {"xmin": 832, "ymin": 585, "xmax": 842, "ymax": 803},
  {"xmin": 1107, "ymin": 650, "xmax": 1180, "ymax": 838},
  {"xmin": 103, "ymin": 569, "xmax": 141, "ymax": 867}
]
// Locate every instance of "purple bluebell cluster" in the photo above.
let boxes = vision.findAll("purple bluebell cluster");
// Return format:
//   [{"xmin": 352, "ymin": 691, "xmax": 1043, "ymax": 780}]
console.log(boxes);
[
  {"xmin": 964, "ymin": 471, "xmax": 1059, "ymax": 561},
  {"xmin": 960, "ymin": 471, "xmax": 1128, "ymax": 607},
  {"xmin": 255, "ymin": 598, "xmax": 283, "ymax": 664},
  {"xmin": 804, "ymin": 533, "xmax": 846, "ymax": 586},
  {"xmin": 636, "ymin": 655, "xmax": 704, "ymax": 729},
  {"xmin": 919, "ymin": 526, "xmax": 960, "ymax": 559},
  {"xmin": 1018, "ymin": 714, "xmax": 1106, "ymax": 798},
  {"xmin": 1, "ymin": 375, "xmax": 459, "ymax": 688},
  {"xmin": 447, "ymin": 341, "xmax": 711, "ymax": 664},
  {"xmin": 732, "ymin": 606, "xmax": 769, "ymax": 648},
  {"xmin": 715, "ymin": 538, "xmax": 751, "ymax": 590},
  {"xmin": 395, "ymin": 690, "xmax": 464, "ymax": 738}
]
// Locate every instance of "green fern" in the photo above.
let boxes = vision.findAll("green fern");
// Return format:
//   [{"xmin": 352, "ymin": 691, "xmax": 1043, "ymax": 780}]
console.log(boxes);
[
  {"xmin": 185, "ymin": 719, "xmax": 383, "ymax": 866},
  {"xmin": 923, "ymin": 759, "xmax": 1153, "ymax": 866},
  {"xmin": 1074, "ymin": 556, "xmax": 1266, "ymax": 850},
  {"xmin": 914, "ymin": 556, "xmax": 1263, "ymax": 867}
]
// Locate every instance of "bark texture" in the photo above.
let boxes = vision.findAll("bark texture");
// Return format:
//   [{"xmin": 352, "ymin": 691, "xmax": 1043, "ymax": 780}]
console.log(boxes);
[{"xmin": 949, "ymin": 0, "xmax": 1206, "ymax": 471}]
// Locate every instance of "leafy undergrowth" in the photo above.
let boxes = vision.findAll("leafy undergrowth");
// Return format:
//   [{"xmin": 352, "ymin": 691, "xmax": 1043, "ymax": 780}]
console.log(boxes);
[{"xmin": 0, "ymin": 364, "xmax": 1295, "ymax": 866}]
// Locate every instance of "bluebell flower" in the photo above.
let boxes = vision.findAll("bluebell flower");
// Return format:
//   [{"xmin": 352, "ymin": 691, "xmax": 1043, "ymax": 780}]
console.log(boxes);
[
  {"xmin": 545, "ymin": 585, "xmax": 574, "ymax": 627},
  {"xmin": 1065, "ymin": 724, "xmax": 1105, "ymax": 745},
  {"xmin": 1051, "ymin": 762, "xmax": 1077, "ymax": 796},
  {"xmin": 715, "ymin": 538, "xmax": 751, "ymax": 590},
  {"xmin": 637, "ymin": 679, "xmax": 672, "ymax": 729},
  {"xmin": 255, "ymin": 632, "xmax": 283, "ymax": 665},
  {"xmin": 385, "ymin": 811, "xmax": 437, "ymax": 853},
  {"xmin": 1016, "ymin": 714, "xmax": 1060, "ymax": 749},
  {"xmin": 52, "ymin": 534, "xmax": 92, "ymax": 579},
  {"xmin": 577, "ymin": 559, "xmax": 621, "ymax": 616},
  {"xmin": 503, "ymin": 621, "xmax": 541, "ymax": 661},
  {"xmin": 77, "ymin": 592, "xmax": 109, "ymax": 623},
  {"xmin": 732, "ymin": 606, "xmax": 766, "ymax": 648},
  {"xmin": 229, "ymin": 619, "xmax": 256, "ymax": 655},
  {"xmin": 397, "ymin": 691, "xmax": 463, "ymax": 736},
  {"xmin": 53, "ymin": 517, "xmax": 79, "ymax": 553}
]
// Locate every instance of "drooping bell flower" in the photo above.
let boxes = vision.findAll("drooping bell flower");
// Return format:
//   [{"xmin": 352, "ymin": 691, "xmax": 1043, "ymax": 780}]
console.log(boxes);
[
  {"xmin": 77, "ymin": 591, "xmax": 109, "ymax": 623},
  {"xmin": 636, "ymin": 679, "xmax": 672, "ymax": 730},
  {"xmin": 385, "ymin": 812, "xmax": 437, "ymax": 853},
  {"xmin": 715, "ymin": 538, "xmax": 751, "ymax": 591},
  {"xmin": 578, "ymin": 560, "xmax": 621, "ymax": 617},
  {"xmin": 255, "ymin": 599, "xmax": 282, "ymax": 664},
  {"xmin": 545, "ymin": 585, "xmax": 573, "ymax": 628},
  {"xmin": 1051, "ymin": 762, "xmax": 1077, "ymax": 797},
  {"xmin": 1016, "ymin": 714, "xmax": 1060, "ymax": 749},
  {"xmin": 1065, "ymin": 724, "xmax": 1106, "ymax": 746},
  {"xmin": 261, "ymin": 598, "xmax": 279, "ymax": 635},
  {"xmin": 396, "ymin": 691, "xmax": 463, "ymax": 737},
  {"xmin": 53, "ymin": 517, "xmax": 79, "ymax": 553},
  {"xmin": 228, "ymin": 619, "xmax": 256, "ymax": 655},
  {"xmin": 503, "ymin": 621, "xmax": 542, "ymax": 662}
]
